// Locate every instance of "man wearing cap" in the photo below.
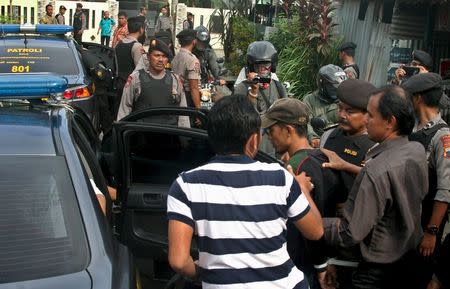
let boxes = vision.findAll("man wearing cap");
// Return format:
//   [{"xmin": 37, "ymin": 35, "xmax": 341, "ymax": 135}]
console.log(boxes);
[
  {"xmin": 320, "ymin": 79, "xmax": 376, "ymax": 205},
  {"xmin": 393, "ymin": 49, "xmax": 432, "ymax": 85},
  {"xmin": 39, "ymin": 4, "xmax": 57, "ymax": 25},
  {"xmin": 318, "ymin": 79, "xmax": 376, "ymax": 288},
  {"xmin": 172, "ymin": 29, "xmax": 201, "ymax": 114},
  {"xmin": 117, "ymin": 39, "xmax": 189, "ymax": 127},
  {"xmin": 183, "ymin": 12, "xmax": 194, "ymax": 30},
  {"xmin": 402, "ymin": 73, "xmax": 450, "ymax": 288},
  {"xmin": 338, "ymin": 42, "xmax": 360, "ymax": 79},
  {"xmin": 55, "ymin": 5, "xmax": 67, "ymax": 25},
  {"xmin": 73, "ymin": 3, "xmax": 86, "ymax": 44},
  {"xmin": 261, "ymin": 98, "xmax": 340, "ymax": 289}
]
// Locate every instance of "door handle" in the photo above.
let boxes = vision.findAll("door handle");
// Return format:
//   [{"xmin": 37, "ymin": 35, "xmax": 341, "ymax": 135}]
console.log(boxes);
[{"xmin": 143, "ymin": 193, "xmax": 164, "ymax": 205}]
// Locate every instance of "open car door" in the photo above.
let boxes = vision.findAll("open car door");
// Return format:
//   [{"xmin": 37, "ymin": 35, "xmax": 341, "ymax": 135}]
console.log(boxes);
[{"xmin": 108, "ymin": 107, "xmax": 279, "ymax": 284}]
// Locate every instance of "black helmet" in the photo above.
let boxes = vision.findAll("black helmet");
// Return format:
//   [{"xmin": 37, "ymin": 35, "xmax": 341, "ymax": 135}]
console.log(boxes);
[
  {"xmin": 195, "ymin": 25, "xmax": 210, "ymax": 44},
  {"xmin": 318, "ymin": 64, "xmax": 347, "ymax": 102},
  {"xmin": 246, "ymin": 41, "xmax": 278, "ymax": 73}
]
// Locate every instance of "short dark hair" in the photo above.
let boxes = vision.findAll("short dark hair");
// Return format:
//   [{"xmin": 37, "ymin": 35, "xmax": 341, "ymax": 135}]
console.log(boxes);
[
  {"xmin": 178, "ymin": 38, "xmax": 194, "ymax": 47},
  {"xmin": 293, "ymin": 124, "xmax": 308, "ymax": 137},
  {"xmin": 140, "ymin": 7, "xmax": 147, "ymax": 13},
  {"xmin": 208, "ymin": 94, "xmax": 261, "ymax": 155},
  {"xmin": 414, "ymin": 87, "xmax": 443, "ymax": 108},
  {"xmin": 127, "ymin": 17, "xmax": 144, "ymax": 33},
  {"xmin": 118, "ymin": 11, "xmax": 127, "ymax": 18},
  {"xmin": 343, "ymin": 49, "xmax": 355, "ymax": 57},
  {"xmin": 45, "ymin": 4, "xmax": 53, "ymax": 10},
  {"xmin": 373, "ymin": 85, "xmax": 415, "ymax": 136}
]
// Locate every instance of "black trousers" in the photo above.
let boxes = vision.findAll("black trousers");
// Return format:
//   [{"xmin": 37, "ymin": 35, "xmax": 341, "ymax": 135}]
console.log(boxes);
[
  {"xmin": 352, "ymin": 251, "xmax": 423, "ymax": 289},
  {"xmin": 101, "ymin": 35, "xmax": 110, "ymax": 47},
  {"xmin": 74, "ymin": 30, "xmax": 82, "ymax": 44}
]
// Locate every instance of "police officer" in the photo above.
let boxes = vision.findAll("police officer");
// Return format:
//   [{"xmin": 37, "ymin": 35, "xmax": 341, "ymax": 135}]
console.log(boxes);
[
  {"xmin": 303, "ymin": 64, "xmax": 347, "ymax": 146},
  {"xmin": 402, "ymin": 73, "xmax": 450, "ymax": 288},
  {"xmin": 172, "ymin": 29, "xmax": 201, "ymax": 111},
  {"xmin": 193, "ymin": 26, "xmax": 220, "ymax": 83},
  {"xmin": 337, "ymin": 42, "xmax": 359, "ymax": 79},
  {"xmin": 116, "ymin": 39, "xmax": 189, "ymax": 127},
  {"xmin": 73, "ymin": 3, "xmax": 86, "ymax": 44},
  {"xmin": 320, "ymin": 79, "xmax": 376, "ymax": 203},
  {"xmin": 233, "ymin": 41, "xmax": 286, "ymax": 156}
]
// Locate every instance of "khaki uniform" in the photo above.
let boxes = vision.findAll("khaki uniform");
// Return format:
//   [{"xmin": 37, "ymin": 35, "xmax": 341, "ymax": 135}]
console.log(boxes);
[
  {"xmin": 39, "ymin": 14, "xmax": 57, "ymax": 24},
  {"xmin": 171, "ymin": 48, "xmax": 200, "ymax": 92},
  {"xmin": 116, "ymin": 69, "xmax": 189, "ymax": 128},
  {"xmin": 413, "ymin": 115, "xmax": 450, "ymax": 204},
  {"xmin": 303, "ymin": 90, "xmax": 339, "ymax": 140}
]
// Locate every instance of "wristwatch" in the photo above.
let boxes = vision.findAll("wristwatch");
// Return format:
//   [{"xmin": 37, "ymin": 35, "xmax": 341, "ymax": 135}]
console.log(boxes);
[{"xmin": 425, "ymin": 224, "xmax": 439, "ymax": 235}]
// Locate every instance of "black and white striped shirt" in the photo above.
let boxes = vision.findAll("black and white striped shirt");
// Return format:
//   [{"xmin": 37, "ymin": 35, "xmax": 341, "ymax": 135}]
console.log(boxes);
[{"xmin": 167, "ymin": 155, "xmax": 311, "ymax": 289}]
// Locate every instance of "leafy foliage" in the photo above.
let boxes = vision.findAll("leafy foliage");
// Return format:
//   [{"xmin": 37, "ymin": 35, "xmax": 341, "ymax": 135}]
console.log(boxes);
[
  {"xmin": 269, "ymin": 0, "xmax": 340, "ymax": 99},
  {"xmin": 0, "ymin": 15, "xmax": 20, "ymax": 24}
]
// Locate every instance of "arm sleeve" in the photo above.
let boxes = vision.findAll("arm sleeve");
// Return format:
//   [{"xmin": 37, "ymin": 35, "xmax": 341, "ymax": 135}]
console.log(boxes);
[
  {"xmin": 433, "ymin": 131, "xmax": 450, "ymax": 203},
  {"xmin": 173, "ymin": 74, "xmax": 191, "ymax": 128},
  {"xmin": 155, "ymin": 17, "xmax": 161, "ymax": 33},
  {"xmin": 207, "ymin": 50, "xmax": 220, "ymax": 79},
  {"xmin": 286, "ymin": 175, "xmax": 311, "ymax": 221},
  {"xmin": 116, "ymin": 72, "xmax": 140, "ymax": 120},
  {"xmin": 303, "ymin": 94, "xmax": 320, "ymax": 140},
  {"xmin": 323, "ymin": 171, "xmax": 387, "ymax": 247},
  {"xmin": 131, "ymin": 43, "xmax": 145, "ymax": 66},
  {"xmin": 81, "ymin": 14, "xmax": 86, "ymax": 32},
  {"xmin": 183, "ymin": 20, "xmax": 189, "ymax": 30},
  {"xmin": 167, "ymin": 176, "xmax": 194, "ymax": 228},
  {"xmin": 187, "ymin": 58, "xmax": 201, "ymax": 80}
]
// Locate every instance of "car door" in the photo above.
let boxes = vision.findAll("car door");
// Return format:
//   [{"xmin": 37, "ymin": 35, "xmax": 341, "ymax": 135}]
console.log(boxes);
[{"xmin": 109, "ymin": 107, "xmax": 279, "ymax": 282}]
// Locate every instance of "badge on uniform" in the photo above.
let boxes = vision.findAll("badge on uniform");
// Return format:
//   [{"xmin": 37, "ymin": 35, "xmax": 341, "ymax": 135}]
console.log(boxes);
[
  {"xmin": 442, "ymin": 135, "xmax": 450, "ymax": 158},
  {"xmin": 194, "ymin": 61, "xmax": 200, "ymax": 73},
  {"xmin": 344, "ymin": 148, "xmax": 357, "ymax": 157}
]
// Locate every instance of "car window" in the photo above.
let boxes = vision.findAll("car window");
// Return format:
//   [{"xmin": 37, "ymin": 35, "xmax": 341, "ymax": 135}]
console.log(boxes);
[
  {"xmin": 0, "ymin": 155, "xmax": 89, "ymax": 283},
  {"xmin": 0, "ymin": 40, "xmax": 79, "ymax": 75}
]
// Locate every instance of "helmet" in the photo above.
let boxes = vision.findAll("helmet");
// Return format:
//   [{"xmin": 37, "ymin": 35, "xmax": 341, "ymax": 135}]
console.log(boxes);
[
  {"xmin": 195, "ymin": 25, "xmax": 210, "ymax": 44},
  {"xmin": 318, "ymin": 64, "xmax": 347, "ymax": 102},
  {"xmin": 246, "ymin": 41, "xmax": 278, "ymax": 73}
]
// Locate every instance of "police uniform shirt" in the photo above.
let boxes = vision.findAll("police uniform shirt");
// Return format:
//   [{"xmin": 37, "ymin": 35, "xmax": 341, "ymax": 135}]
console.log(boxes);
[
  {"xmin": 171, "ymin": 48, "xmax": 201, "ymax": 92},
  {"xmin": 119, "ymin": 36, "xmax": 145, "ymax": 67},
  {"xmin": 40, "ymin": 14, "xmax": 57, "ymax": 24},
  {"xmin": 116, "ymin": 69, "xmax": 189, "ymax": 128},
  {"xmin": 412, "ymin": 114, "xmax": 450, "ymax": 204}
]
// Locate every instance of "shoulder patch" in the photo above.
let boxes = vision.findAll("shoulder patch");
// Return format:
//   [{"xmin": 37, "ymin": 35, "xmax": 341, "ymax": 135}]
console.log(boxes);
[
  {"xmin": 194, "ymin": 61, "xmax": 200, "ymax": 73},
  {"xmin": 441, "ymin": 135, "xmax": 450, "ymax": 158}
]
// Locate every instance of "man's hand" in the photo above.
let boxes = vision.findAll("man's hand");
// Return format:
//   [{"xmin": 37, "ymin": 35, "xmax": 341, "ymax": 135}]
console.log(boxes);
[
  {"xmin": 311, "ymin": 138, "xmax": 321, "ymax": 148},
  {"xmin": 247, "ymin": 72, "xmax": 259, "ymax": 91},
  {"xmin": 321, "ymin": 148, "xmax": 347, "ymax": 170},
  {"xmin": 219, "ymin": 79, "xmax": 226, "ymax": 86},
  {"xmin": 419, "ymin": 233, "xmax": 437, "ymax": 257},
  {"xmin": 280, "ymin": 152, "xmax": 290, "ymax": 165},
  {"xmin": 395, "ymin": 66, "xmax": 406, "ymax": 82},
  {"xmin": 317, "ymin": 265, "xmax": 338, "ymax": 289},
  {"xmin": 297, "ymin": 171, "xmax": 313, "ymax": 196}
]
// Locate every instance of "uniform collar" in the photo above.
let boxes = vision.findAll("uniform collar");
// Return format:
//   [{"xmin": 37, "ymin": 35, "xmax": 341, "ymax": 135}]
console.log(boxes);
[
  {"xmin": 180, "ymin": 47, "xmax": 191, "ymax": 54},
  {"xmin": 413, "ymin": 113, "xmax": 444, "ymax": 132},
  {"xmin": 366, "ymin": 136, "xmax": 408, "ymax": 160}
]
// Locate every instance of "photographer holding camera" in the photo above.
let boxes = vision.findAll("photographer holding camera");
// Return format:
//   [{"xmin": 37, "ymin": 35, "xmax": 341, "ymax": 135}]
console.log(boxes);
[
  {"xmin": 234, "ymin": 41, "xmax": 286, "ymax": 111},
  {"xmin": 234, "ymin": 41, "xmax": 286, "ymax": 156},
  {"xmin": 393, "ymin": 50, "xmax": 432, "ymax": 85}
]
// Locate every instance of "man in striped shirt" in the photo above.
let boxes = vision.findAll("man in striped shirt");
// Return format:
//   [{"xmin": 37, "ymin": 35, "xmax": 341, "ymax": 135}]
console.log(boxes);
[{"xmin": 167, "ymin": 94, "xmax": 324, "ymax": 288}]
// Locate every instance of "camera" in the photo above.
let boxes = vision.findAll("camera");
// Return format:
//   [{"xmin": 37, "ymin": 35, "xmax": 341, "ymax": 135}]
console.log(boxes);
[
  {"xmin": 403, "ymin": 66, "xmax": 420, "ymax": 77},
  {"xmin": 252, "ymin": 76, "xmax": 271, "ymax": 84}
]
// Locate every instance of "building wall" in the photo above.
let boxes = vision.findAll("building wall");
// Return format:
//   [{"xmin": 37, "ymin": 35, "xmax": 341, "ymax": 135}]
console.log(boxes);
[{"xmin": 0, "ymin": 0, "xmax": 39, "ymax": 24}]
